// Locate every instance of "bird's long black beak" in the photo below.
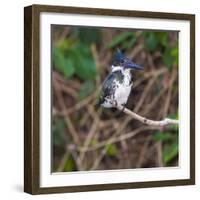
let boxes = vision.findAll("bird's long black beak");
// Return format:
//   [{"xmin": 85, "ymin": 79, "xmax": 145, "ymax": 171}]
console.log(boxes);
[{"xmin": 125, "ymin": 60, "xmax": 143, "ymax": 70}]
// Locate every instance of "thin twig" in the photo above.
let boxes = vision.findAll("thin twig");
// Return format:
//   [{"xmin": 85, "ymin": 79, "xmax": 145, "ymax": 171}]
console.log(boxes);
[
  {"xmin": 155, "ymin": 69, "xmax": 177, "ymax": 167},
  {"xmin": 79, "ymin": 126, "xmax": 161, "ymax": 152},
  {"xmin": 78, "ymin": 106, "xmax": 100, "ymax": 169},
  {"xmin": 136, "ymin": 135, "xmax": 151, "ymax": 168},
  {"xmin": 155, "ymin": 142, "xmax": 164, "ymax": 167},
  {"xmin": 64, "ymin": 116, "xmax": 80, "ymax": 145},
  {"xmin": 134, "ymin": 77, "xmax": 157, "ymax": 113},
  {"xmin": 53, "ymin": 71, "xmax": 80, "ymax": 89},
  {"xmin": 91, "ymin": 44, "xmax": 101, "ymax": 86},
  {"xmin": 90, "ymin": 148, "xmax": 108, "ymax": 170},
  {"xmin": 162, "ymin": 69, "xmax": 177, "ymax": 117},
  {"xmin": 54, "ymin": 79, "xmax": 81, "ymax": 145},
  {"xmin": 133, "ymin": 68, "xmax": 167, "ymax": 89},
  {"xmin": 57, "ymin": 151, "xmax": 70, "ymax": 172},
  {"xmin": 58, "ymin": 89, "xmax": 99, "ymax": 116}
]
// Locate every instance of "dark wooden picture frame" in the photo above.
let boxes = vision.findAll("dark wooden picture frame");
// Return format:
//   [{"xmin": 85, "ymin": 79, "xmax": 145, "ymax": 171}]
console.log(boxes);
[{"xmin": 24, "ymin": 4, "xmax": 195, "ymax": 194}]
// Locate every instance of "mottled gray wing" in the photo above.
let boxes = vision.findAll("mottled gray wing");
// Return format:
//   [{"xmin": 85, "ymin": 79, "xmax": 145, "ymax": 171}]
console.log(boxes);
[{"xmin": 98, "ymin": 71, "xmax": 124, "ymax": 105}]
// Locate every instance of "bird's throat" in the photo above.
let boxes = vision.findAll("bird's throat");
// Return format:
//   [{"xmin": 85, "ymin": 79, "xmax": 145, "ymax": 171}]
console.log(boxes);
[{"xmin": 111, "ymin": 65, "xmax": 123, "ymax": 72}]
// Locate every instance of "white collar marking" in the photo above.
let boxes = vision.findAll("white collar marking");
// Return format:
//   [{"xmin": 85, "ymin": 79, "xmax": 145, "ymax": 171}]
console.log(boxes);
[{"xmin": 111, "ymin": 65, "xmax": 123, "ymax": 72}]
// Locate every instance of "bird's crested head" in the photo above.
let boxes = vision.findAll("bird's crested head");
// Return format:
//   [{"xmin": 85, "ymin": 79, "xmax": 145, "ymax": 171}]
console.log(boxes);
[{"xmin": 112, "ymin": 49, "xmax": 143, "ymax": 71}]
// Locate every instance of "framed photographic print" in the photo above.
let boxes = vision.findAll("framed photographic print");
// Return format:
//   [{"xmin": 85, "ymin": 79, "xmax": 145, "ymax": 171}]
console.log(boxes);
[{"xmin": 24, "ymin": 4, "xmax": 195, "ymax": 194}]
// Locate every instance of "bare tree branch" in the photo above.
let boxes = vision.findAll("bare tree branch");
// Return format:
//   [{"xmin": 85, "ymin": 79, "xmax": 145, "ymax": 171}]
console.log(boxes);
[{"xmin": 117, "ymin": 105, "xmax": 179, "ymax": 126}]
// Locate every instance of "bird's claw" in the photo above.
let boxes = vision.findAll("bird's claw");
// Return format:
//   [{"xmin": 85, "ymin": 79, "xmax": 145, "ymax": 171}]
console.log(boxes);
[
  {"xmin": 111, "ymin": 100, "xmax": 118, "ymax": 107},
  {"xmin": 121, "ymin": 105, "xmax": 125, "ymax": 112}
]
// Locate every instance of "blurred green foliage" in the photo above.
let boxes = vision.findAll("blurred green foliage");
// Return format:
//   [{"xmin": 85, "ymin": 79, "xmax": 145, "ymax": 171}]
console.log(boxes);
[
  {"xmin": 53, "ymin": 118, "xmax": 65, "ymax": 147},
  {"xmin": 52, "ymin": 27, "xmax": 179, "ymax": 171},
  {"xmin": 53, "ymin": 27, "xmax": 101, "ymax": 81},
  {"xmin": 73, "ymin": 27, "xmax": 101, "ymax": 45},
  {"xmin": 152, "ymin": 112, "xmax": 179, "ymax": 165},
  {"xmin": 143, "ymin": 32, "xmax": 167, "ymax": 51},
  {"xmin": 108, "ymin": 31, "xmax": 178, "ymax": 70},
  {"xmin": 78, "ymin": 80, "xmax": 96, "ymax": 101},
  {"xmin": 108, "ymin": 32, "xmax": 137, "ymax": 49},
  {"xmin": 143, "ymin": 32, "xmax": 178, "ymax": 69},
  {"xmin": 63, "ymin": 155, "xmax": 76, "ymax": 171},
  {"xmin": 106, "ymin": 144, "xmax": 118, "ymax": 157},
  {"xmin": 53, "ymin": 28, "xmax": 178, "ymax": 80}
]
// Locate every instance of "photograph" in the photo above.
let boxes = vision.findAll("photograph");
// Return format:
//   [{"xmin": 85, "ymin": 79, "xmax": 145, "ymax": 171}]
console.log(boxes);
[
  {"xmin": 24, "ymin": 5, "xmax": 195, "ymax": 194},
  {"xmin": 51, "ymin": 25, "xmax": 179, "ymax": 172}
]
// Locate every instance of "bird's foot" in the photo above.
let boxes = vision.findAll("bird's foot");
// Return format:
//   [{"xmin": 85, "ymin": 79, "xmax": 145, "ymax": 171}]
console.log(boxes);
[
  {"xmin": 116, "ymin": 103, "xmax": 126, "ymax": 115},
  {"xmin": 121, "ymin": 104, "xmax": 126, "ymax": 112},
  {"xmin": 111, "ymin": 100, "xmax": 118, "ymax": 107}
]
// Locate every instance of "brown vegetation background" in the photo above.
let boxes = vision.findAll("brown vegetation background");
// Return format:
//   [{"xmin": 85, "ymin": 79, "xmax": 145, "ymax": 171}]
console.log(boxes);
[{"xmin": 52, "ymin": 26, "xmax": 179, "ymax": 172}]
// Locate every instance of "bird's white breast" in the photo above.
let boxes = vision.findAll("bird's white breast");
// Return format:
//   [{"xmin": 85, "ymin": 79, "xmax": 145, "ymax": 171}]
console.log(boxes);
[
  {"xmin": 101, "ymin": 68, "xmax": 132, "ymax": 108},
  {"xmin": 114, "ymin": 71, "xmax": 132, "ymax": 106}
]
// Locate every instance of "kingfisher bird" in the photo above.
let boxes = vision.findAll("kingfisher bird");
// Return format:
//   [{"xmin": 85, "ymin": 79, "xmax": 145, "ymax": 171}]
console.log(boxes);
[{"xmin": 98, "ymin": 50, "xmax": 143, "ymax": 109}]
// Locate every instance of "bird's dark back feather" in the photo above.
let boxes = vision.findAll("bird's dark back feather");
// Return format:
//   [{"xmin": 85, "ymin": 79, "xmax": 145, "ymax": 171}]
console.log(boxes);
[{"xmin": 98, "ymin": 70, "xmax": 124, "ymax": 105}]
